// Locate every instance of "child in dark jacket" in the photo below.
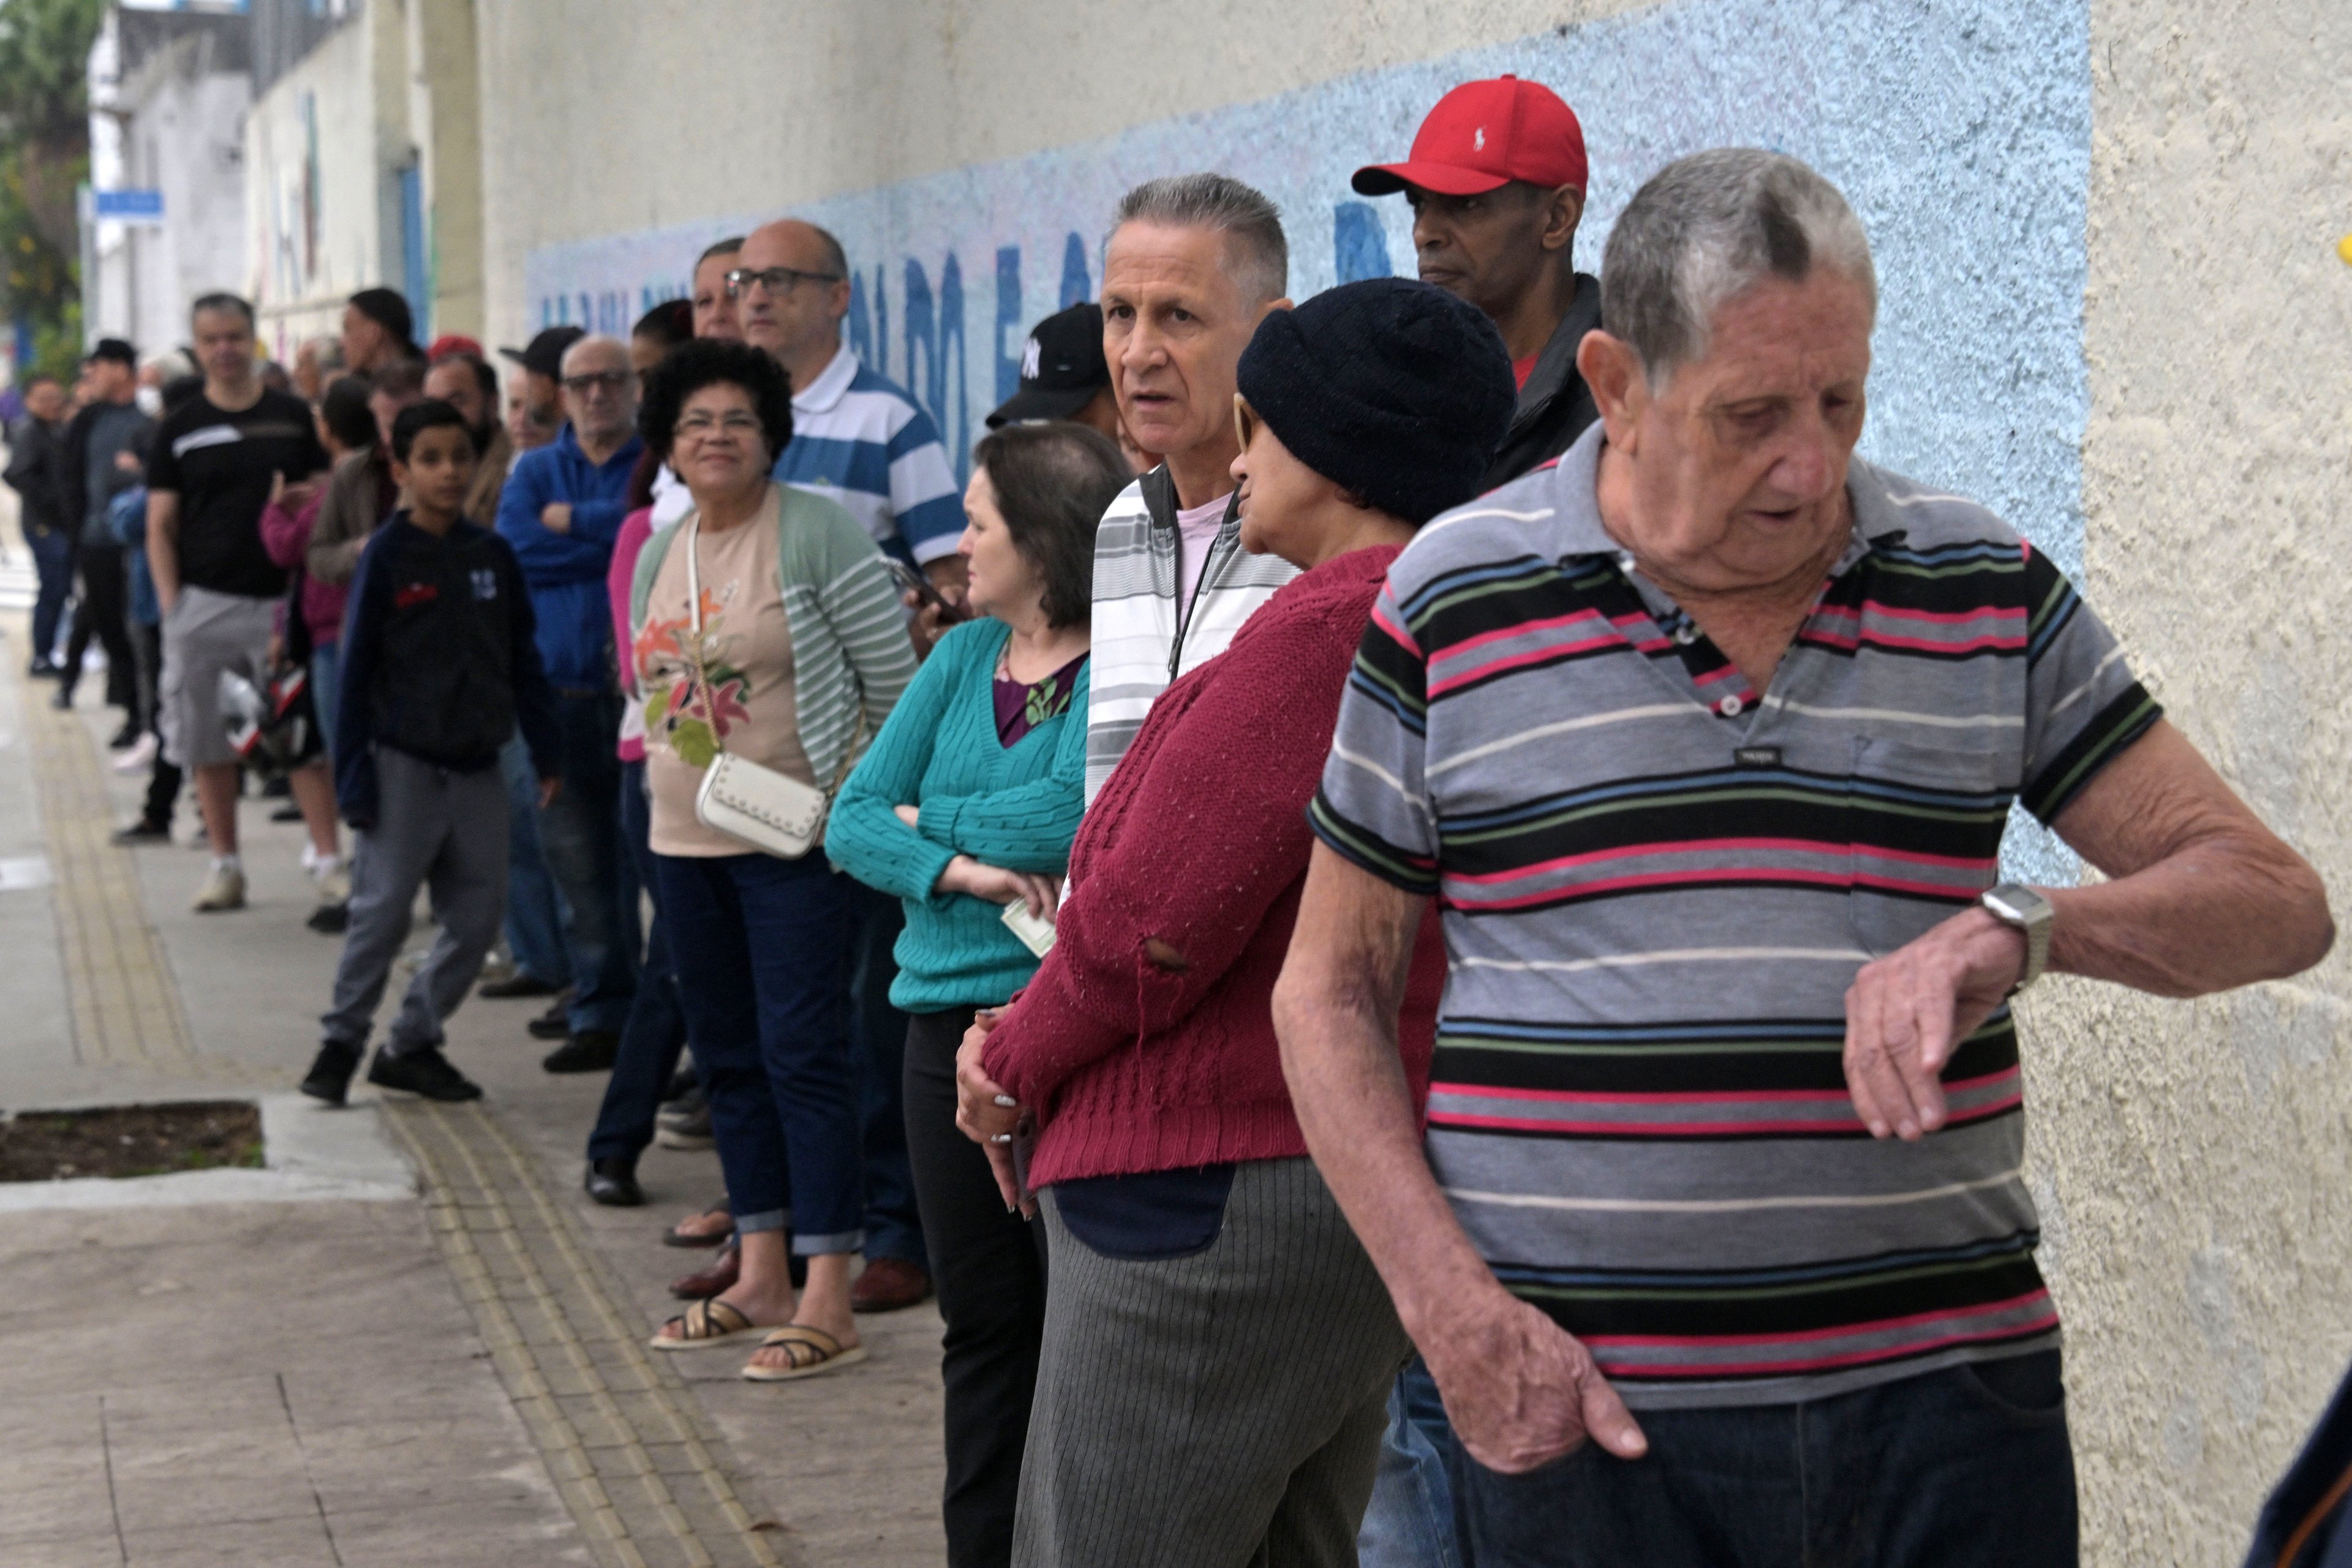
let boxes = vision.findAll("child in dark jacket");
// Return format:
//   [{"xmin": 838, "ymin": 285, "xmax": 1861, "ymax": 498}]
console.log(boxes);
[{"xmin": 300, "ymin": 401, "xmax": 562, "ymax": 1106}]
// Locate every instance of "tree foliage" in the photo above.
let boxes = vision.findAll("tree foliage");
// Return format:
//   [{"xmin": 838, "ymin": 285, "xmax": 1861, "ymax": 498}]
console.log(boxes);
[{"xmin": 0, "ymin": 0, "xmax": 107, "ymax": 375}]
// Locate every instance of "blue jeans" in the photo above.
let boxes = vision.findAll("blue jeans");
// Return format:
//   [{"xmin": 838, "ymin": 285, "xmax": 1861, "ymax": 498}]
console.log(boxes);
[
  {"xmin": 586, "ymin": 760, "xmax": 690, "ymax": 1162},
  {"xmin": 654, "ymin": 849, "xmax": 862, "ymax": 1253},
  {"xmin": 500, "ymin": 735, "xmax": 573, "ymax": 989},
  {"xmin": 535, "ymin": 690, "xmax": 638, "ymax": 1033},
  {"xmin": 1453, "ymin": 1352, "xmax": 2076, "ymax": 1567},
  {"xmin": 845, "ymin": 878, "xmax": 923, "ymax": 1266},
  {"xmin": 28, "ymin": 525, "xmax": 71, "ymax": 665},
  {"xmin": 309, "ymin": 640, "xmax": 340, "ymax": 762},
  {"xmin": 1360, "ymin": 1357, "xmax": 1466, "ymax": 1568}
]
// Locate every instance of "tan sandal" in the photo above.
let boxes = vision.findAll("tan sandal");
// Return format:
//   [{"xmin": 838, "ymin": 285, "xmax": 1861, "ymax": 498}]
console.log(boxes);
[
  {"xmin": 741, "ymin": 1324, "xmax": 869, "ymax": 1382},
  {"xmin": 648, "ymin": 1296, "xmax": 767, "ymax": 1351}
]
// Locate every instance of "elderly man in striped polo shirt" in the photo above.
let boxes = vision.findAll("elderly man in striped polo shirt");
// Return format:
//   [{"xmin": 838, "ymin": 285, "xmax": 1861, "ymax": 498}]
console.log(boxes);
[{"xmin": 1278, "ymin": 149, "xmax": 2333, "ymax": 1566}]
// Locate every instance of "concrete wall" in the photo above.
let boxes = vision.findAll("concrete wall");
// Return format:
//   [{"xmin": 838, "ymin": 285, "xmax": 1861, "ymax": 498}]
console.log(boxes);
[
  {"xmin": 2038, "ymin": 2, "xmax": 2352, "ymax": 1561},
  {"xmin": 464, "ymin": 1, "xmax": 2350, "ymax": 1559},
  {"xmin": 244, "ymin": 13, "xmax": 382, "ymax": 359}
]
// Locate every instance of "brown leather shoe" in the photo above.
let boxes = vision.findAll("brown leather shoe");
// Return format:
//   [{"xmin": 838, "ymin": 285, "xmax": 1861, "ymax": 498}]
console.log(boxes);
[
  {"xmin": 850, "ymin": 1256, "xmax": 933, "ymax": 1313},
  {"xmin": 669, "ymin": 1240, "xmax": 740, "ymax": 1300}
]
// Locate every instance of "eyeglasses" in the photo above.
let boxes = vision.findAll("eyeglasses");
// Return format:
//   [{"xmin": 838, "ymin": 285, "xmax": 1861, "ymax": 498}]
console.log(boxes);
[
  {"xmin": 724, "ymin": 266, "xmax": 844, "ymax": 299},
  {"xmin": 1234, "ymin": 394, "xmax": 1260, "ymax": 451},
  {"xmin": 674, "ymin": 410, "xmax": 765, "ymax": 442},
  {"xmin": 561, "ymin": 369, "xmax": 635, "ymax": 395}
]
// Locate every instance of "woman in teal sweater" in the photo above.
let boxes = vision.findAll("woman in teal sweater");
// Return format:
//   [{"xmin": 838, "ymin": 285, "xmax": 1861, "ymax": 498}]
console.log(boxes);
[{"xmin": 826, "ymin": 420, "xmax": 1131, "ymax": 1568}]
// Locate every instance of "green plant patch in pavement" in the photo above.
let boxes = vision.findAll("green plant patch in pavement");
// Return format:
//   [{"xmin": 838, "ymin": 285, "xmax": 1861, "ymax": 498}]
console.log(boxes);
[{"xmin": 0, "ymin": 1101, "xmax": 263, "ymax": 1182}]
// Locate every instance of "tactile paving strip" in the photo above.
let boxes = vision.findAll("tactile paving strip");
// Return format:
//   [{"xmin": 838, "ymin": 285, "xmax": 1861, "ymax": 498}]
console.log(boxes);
[
  {"xmin": 384, "ymin": 1098, "xmax": 799, "ymax": 1568},
  {"xmin": 23, "ymin": 693, "xmax": 201, "ymax": 1069}
]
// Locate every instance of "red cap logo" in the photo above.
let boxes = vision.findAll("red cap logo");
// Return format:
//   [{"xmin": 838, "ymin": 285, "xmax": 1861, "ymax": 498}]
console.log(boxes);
[{"xmin": 1353, "ymin": 75, "xmax": 1589, "ymax": 198}]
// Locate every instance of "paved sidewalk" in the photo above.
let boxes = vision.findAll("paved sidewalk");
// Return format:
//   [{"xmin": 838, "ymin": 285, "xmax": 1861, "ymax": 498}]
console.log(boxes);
[{"xmin": 0, "ymin": 527, "xmax": 948, "ymax": 1566}]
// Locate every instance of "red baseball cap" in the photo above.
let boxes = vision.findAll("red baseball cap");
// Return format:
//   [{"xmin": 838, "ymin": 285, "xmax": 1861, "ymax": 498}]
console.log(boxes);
[{"xmin": 1353, "ymin": 75, "xmax": 1588, "ymax": 198}]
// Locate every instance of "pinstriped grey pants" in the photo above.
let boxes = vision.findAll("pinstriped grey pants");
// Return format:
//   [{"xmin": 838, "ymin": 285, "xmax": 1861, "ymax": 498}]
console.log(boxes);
[{"xmin": 1014, "ymin": 1156, "xmax": 1412, "ymax": 1568}]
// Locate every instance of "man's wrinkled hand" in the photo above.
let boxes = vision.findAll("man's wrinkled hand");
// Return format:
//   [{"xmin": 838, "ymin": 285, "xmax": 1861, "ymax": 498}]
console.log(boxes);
[
  {"xmin": 1843, "ymin": 906, "xmax": 2027, "ymax": 1140},
  {"xmin": 1421, "ymin": 1285, "xmax": 1646, "ymax": 1473}
]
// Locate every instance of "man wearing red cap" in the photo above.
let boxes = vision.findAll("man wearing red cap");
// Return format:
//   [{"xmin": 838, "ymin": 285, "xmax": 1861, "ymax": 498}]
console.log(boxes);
[{"xmin": 1354, "ymin": 75, "xmax": 1600, "ymax": 485}]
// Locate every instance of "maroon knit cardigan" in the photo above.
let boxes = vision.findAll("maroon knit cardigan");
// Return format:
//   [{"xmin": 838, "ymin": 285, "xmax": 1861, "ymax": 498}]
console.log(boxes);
[{"xmin": 981, "ymin": 544, "xmax": 1445, "ymax": 1188}]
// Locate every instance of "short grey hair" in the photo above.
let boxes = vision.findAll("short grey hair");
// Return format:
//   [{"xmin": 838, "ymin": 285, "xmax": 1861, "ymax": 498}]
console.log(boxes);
[
  {"xmin": 1602, "ymin": 149, "xmax": 1876, "ymax": 390},
  {"xmin": 1112, "ymin": 173, "xmax": 1287, "ymax": 304}
]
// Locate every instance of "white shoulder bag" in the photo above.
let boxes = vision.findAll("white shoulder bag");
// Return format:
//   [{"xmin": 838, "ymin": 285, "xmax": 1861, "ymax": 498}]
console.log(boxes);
[{"xmin": 678, "ymin": 511, "xmax": 857, "ymax": 859}]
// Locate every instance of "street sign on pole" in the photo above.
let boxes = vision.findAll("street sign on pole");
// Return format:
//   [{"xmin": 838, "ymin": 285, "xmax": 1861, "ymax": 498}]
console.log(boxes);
[{"xmin": 92, "ymin": 189, "xmax": 164, "ymax": 224}]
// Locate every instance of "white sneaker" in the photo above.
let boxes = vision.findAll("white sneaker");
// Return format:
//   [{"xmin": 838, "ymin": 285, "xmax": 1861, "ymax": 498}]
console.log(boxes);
[
  {"xmin": 111, "ymin": 733, "xmax": 159, "ymax": 774},
  {"xmin": 192, "ymin": 865, "xmax": 247, "ymax": 913},
  {"xmin": 315, "ymin": 863, "xmax": 351, "ymax": 905}
]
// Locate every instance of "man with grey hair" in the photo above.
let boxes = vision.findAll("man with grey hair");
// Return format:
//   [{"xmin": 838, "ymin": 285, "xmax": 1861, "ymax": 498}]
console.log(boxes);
[
  {"xmin": 1082, "ymin": 171, "xmax": 1298, "ymax": 802},
  {"xmin": 497, "ymin": 332, "xmax": 646, "ymax": 1071},
  {"xmin": 1277, "ymin": 149, "xmax": 2332, "ymax": 1562}
]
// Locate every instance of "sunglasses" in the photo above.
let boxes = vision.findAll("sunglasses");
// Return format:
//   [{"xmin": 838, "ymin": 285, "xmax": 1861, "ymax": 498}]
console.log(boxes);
[
  {"xmin": 724, "ymin": 265, "xmax": 845, "ymax": 299},
  {"xmin": 1234, "ymin": 394, "xmax": 1261, "ymax": 451},
  {"xmin": 561, "ymin": 369, "xmax": 634, "ymax": 395}
]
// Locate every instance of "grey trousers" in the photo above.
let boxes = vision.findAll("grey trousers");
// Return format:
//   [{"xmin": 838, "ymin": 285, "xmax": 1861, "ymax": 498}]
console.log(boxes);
[
  {"xmin": 1015, "ymin": 1155, "xmax": 1411, "ymax": 1568},
  {"xmin": 321, "ymin": 748, "xmax": 509, "ymax": 1055}
]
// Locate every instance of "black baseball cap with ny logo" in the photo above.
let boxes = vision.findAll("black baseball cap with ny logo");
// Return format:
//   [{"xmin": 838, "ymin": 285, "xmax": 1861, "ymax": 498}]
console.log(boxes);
[{"xmin": 986, "ymin": 301, "xmax": 1109, "ymax": 428}]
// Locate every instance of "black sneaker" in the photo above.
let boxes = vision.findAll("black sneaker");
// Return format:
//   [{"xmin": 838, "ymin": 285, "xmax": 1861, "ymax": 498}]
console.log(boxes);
[
  {"xmin": 527, "ymin": 1000, "xmax": 574, "ymax": 1040},
  {"xmin": 50, "ymin": 684, "xmax": 75, "ymax": 710},
  {"xmin": 542, "ymin": 1030, "xmax": 619, "ymax": 1074},
  {"xmin": 584, "ymin": 1157, "xmax": 644, "ymax": 1207},
  {"xmin": 478, "ymin": 972, "xmax": 562, "ymax": 1000},
  {"xmin": 110, "ymin": 819, "xmax": 172, "ymax": 846},
  {"xmin": 368, "ymin": 1046, "xmax": 484, "ymax": 1102},
  {"xmin": 306, "ymin": 901, "xmax": 350, "ymax": 935},
  {"xmin": 106, "ymin": 720, "xmax": 140, "ymax": 750},
  {"xmin": 300, "ymin": 1039, "xmax": 364, "ymax": 1105},
  {"xmin": 26, "ymin": 657, "xmax": 59, "ymax": 679}
]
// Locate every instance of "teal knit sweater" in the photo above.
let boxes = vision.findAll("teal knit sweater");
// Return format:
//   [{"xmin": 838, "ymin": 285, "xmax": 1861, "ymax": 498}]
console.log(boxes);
[{"xmin": 826, "ymin": 617, "xmax": 1090, "ymax": 1012}]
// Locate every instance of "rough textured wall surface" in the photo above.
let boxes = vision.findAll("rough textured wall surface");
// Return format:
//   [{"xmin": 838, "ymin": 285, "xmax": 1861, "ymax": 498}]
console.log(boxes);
[
  {"xmin": 2056, "ymin": 3, "xmax": 2352, "ymax": 1561},
  {"xmin": 242, "ymin": 17, "xmax": 379, "ymax": 358},
  {"xmin": 472, "ymin": 0, "xmax": 1649, "ymax": 350}
]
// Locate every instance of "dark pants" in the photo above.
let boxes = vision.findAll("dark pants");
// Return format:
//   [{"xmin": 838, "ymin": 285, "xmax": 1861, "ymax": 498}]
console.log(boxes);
[
  {"xmin": 846, "ymin": 878, "xmax": 922, "ymax": 1266},
  {"xmin": 654, "ymin": 850, "xmax": 862, "ymax": 1252},
  {"xmin": 1454, "ymin": 1351, "xmax": 2078, "ymax": 1568},
  {"xmin": 536, "ymin": 690, "xmax": 637, "ymax": 1034},
  {"xmin": 587, "ymin": 759, "xmax": 690, "ymax": 1163},
  {"xmin": 500, "ymin": 734, "xmax": 573, "ymax": 988},
  {"xmin": 62, "ymin": 539, "xmax": 136, "ymax": 709},
  {"xmin": 28, "ymin": 525, "xmax": 72, "ymax": 665},
  {"xmin": 904, "ymin": 1006, "xmax": 1047, "ymax": 1568},
  {"xmin": 129, "ymin": 620, "xmax": 162, "ymax": 736}
]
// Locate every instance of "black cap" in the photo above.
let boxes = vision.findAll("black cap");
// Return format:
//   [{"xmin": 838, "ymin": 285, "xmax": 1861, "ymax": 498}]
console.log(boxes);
[
  {"xmin": 985, "ymin": 301, "xmax": 1109, "ymax": 428},
  {"xmin": 499, "ymin": 325, "xmax": 587, "ymax": 380},
  {"xmin": 347, "ymin": 287, "xmax": 415, "ymax": 346},
  {"xmin": 1235, "ymin": 277, "xmax": 1515, "ymax": 525},
  {"xmin": 86, "ymin": 338, "xmax": 137, "ymax": 367}
]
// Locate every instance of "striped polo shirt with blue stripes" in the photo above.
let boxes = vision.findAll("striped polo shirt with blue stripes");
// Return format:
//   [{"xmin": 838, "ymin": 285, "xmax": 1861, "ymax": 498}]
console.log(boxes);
[
  {"xmin": 772, "ymin": 345, "xmax": 966, "ymax": 567},
  {"xmin": 1308, "ymin": 422, "xmax": 2160, "ymax": 1410}
]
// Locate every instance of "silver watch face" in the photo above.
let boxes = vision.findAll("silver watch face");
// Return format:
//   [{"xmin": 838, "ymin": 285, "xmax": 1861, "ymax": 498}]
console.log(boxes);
[{"xmin": 1983, "ymin": 884, "xmax": 2052, "ymax": 927}]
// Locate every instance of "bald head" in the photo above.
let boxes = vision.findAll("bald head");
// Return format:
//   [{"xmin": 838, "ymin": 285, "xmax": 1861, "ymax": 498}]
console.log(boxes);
[
  {"xmin": 737, "ymin": 219, "xmax": 854, "ymax": 375},
  {"xmin": 559, "ymin": 334, "xmax": 638, "ymax": 449}
]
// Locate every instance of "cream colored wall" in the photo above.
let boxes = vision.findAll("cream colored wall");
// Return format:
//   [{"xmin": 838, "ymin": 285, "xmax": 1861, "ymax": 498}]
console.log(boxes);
[
  {"xmin": 2052, "ymin": 2, "xmax": 2352, "ymax": 1561},
  {"xmin": 243, "ymin": 15, "xmax": 380, "ymax": 358},
  {"xmin": 410, "ymin": 0, "xmax": 486, "ymax": 340},
  {"xmin": 470, "ymin": 0, "xmax": 1651, "ymax": 351}
]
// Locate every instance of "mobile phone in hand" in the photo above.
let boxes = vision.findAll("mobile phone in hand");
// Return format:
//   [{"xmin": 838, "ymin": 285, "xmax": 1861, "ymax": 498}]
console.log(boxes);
[{"xmin": 885, "ymin": 556, "xmax": 951, "ymax": 613}]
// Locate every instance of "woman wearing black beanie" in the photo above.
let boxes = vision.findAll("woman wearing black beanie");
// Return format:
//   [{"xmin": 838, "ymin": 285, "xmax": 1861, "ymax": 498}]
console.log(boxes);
[{"xmin": 956, "ymin": 277, "xmax": 1514, "ymax": 1567}]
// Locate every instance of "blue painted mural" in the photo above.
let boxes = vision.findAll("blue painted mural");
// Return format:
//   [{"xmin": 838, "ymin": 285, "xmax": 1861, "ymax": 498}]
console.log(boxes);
[{"xmin": 527, "ymin": 0, "xmax": 2092, "ymax": 878}]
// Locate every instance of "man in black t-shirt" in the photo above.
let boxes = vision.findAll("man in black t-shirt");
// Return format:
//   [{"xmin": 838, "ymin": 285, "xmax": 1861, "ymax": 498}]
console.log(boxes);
[{"xmin": 146, "ymin": 292, "xmax": 342, "ymax": 914}]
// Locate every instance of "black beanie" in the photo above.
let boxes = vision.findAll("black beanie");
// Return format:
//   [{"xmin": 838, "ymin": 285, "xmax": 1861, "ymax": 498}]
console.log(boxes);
[{"xmin": 1235, "ymin": 277, "xmax": 1517, "ymax": 524}]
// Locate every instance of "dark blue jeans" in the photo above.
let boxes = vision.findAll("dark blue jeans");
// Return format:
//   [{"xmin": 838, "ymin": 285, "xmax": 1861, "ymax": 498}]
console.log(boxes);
[
  {"xmin": 1454, "ymin": 1352, "xmax": 2076, "ymax": 1567},
  {"xmin": 586, "ymin": 759, "xmax": 689, "ymax": 1163},
  {"xmin": 500, "ymin": 734, "xmax": 573, "ymax": 989},
  {"xmin": 654, "ymin": 849, "xmax": 863, "ymax": 1254},
  {"xmin": 536, "ymin": 691, "xmax": 638, "ymax": 1034},
  {"xmin": 28, "ymin": 524, "xmax": 71, "ymax": 665},
  {"xmin": 844, "ymin": 878, "xmax": 923, "ymax": 1266}
]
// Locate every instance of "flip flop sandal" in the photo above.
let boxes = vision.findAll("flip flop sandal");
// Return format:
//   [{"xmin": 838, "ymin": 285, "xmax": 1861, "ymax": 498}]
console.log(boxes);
[
  {"xmin": 648, "ymin": 1296, "xmax": 767, "ymax": 1351},
  {"xmin": 662, "ymin": 1201, "xmax": 735, "ymax": 1248},
  {"xmin": 741, "ymin": 1324, "xmax": 869, "ymax": 1383}
]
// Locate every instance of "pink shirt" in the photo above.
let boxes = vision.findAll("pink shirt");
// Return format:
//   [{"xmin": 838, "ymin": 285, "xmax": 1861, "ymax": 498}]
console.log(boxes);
[
  {"xmin": 609, "ymin": 506, "xmax": 658, "ymax": 762},
  {"xmin": 1174, "ymin": 492, "xmax": 1229, "ymax": 631}
]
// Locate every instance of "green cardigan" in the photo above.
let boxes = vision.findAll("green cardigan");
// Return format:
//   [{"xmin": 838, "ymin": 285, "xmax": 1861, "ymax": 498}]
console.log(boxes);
[
  {"xmin": 826, "ymin": 617, "xmax": 1089, "ymax": 1012},
  {"xmin": 630, "ymin": 483, "xmax": 915, "ymax": 791}
]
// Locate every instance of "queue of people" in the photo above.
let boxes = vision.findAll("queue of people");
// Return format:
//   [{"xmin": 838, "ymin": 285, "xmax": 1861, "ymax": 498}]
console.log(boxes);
[{"xmin": 7, "ymin": 67, "xmax": 2333, "ymax": 1568}]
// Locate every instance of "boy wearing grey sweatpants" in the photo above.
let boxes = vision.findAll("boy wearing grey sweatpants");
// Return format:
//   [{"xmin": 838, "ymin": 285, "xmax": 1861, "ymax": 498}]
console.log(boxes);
[{"xmin": 301, "ymin": 401, "xmax": 560, "ymax": 1106}]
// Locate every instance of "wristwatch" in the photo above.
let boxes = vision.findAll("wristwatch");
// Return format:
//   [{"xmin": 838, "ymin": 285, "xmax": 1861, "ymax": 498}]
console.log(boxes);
[{"xmin": 1980, "ymin": 884, "xmax": 2054, "ymax": 996}]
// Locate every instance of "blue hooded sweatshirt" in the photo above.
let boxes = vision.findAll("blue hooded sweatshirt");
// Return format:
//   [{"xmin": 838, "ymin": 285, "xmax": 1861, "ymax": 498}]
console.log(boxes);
[{"xmin": 494, "ymin": 421, "xmax": 643, "ymax": 691}]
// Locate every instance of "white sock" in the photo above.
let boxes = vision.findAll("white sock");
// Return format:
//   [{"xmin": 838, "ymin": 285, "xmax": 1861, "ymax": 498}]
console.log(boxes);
[
  {"xmin": 311, "ymin": 851, "xmax": 342, "ymax": 879},
  {"xmin": 211, "ymin": 853, "xmax": 242, "ymax": 874}
]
